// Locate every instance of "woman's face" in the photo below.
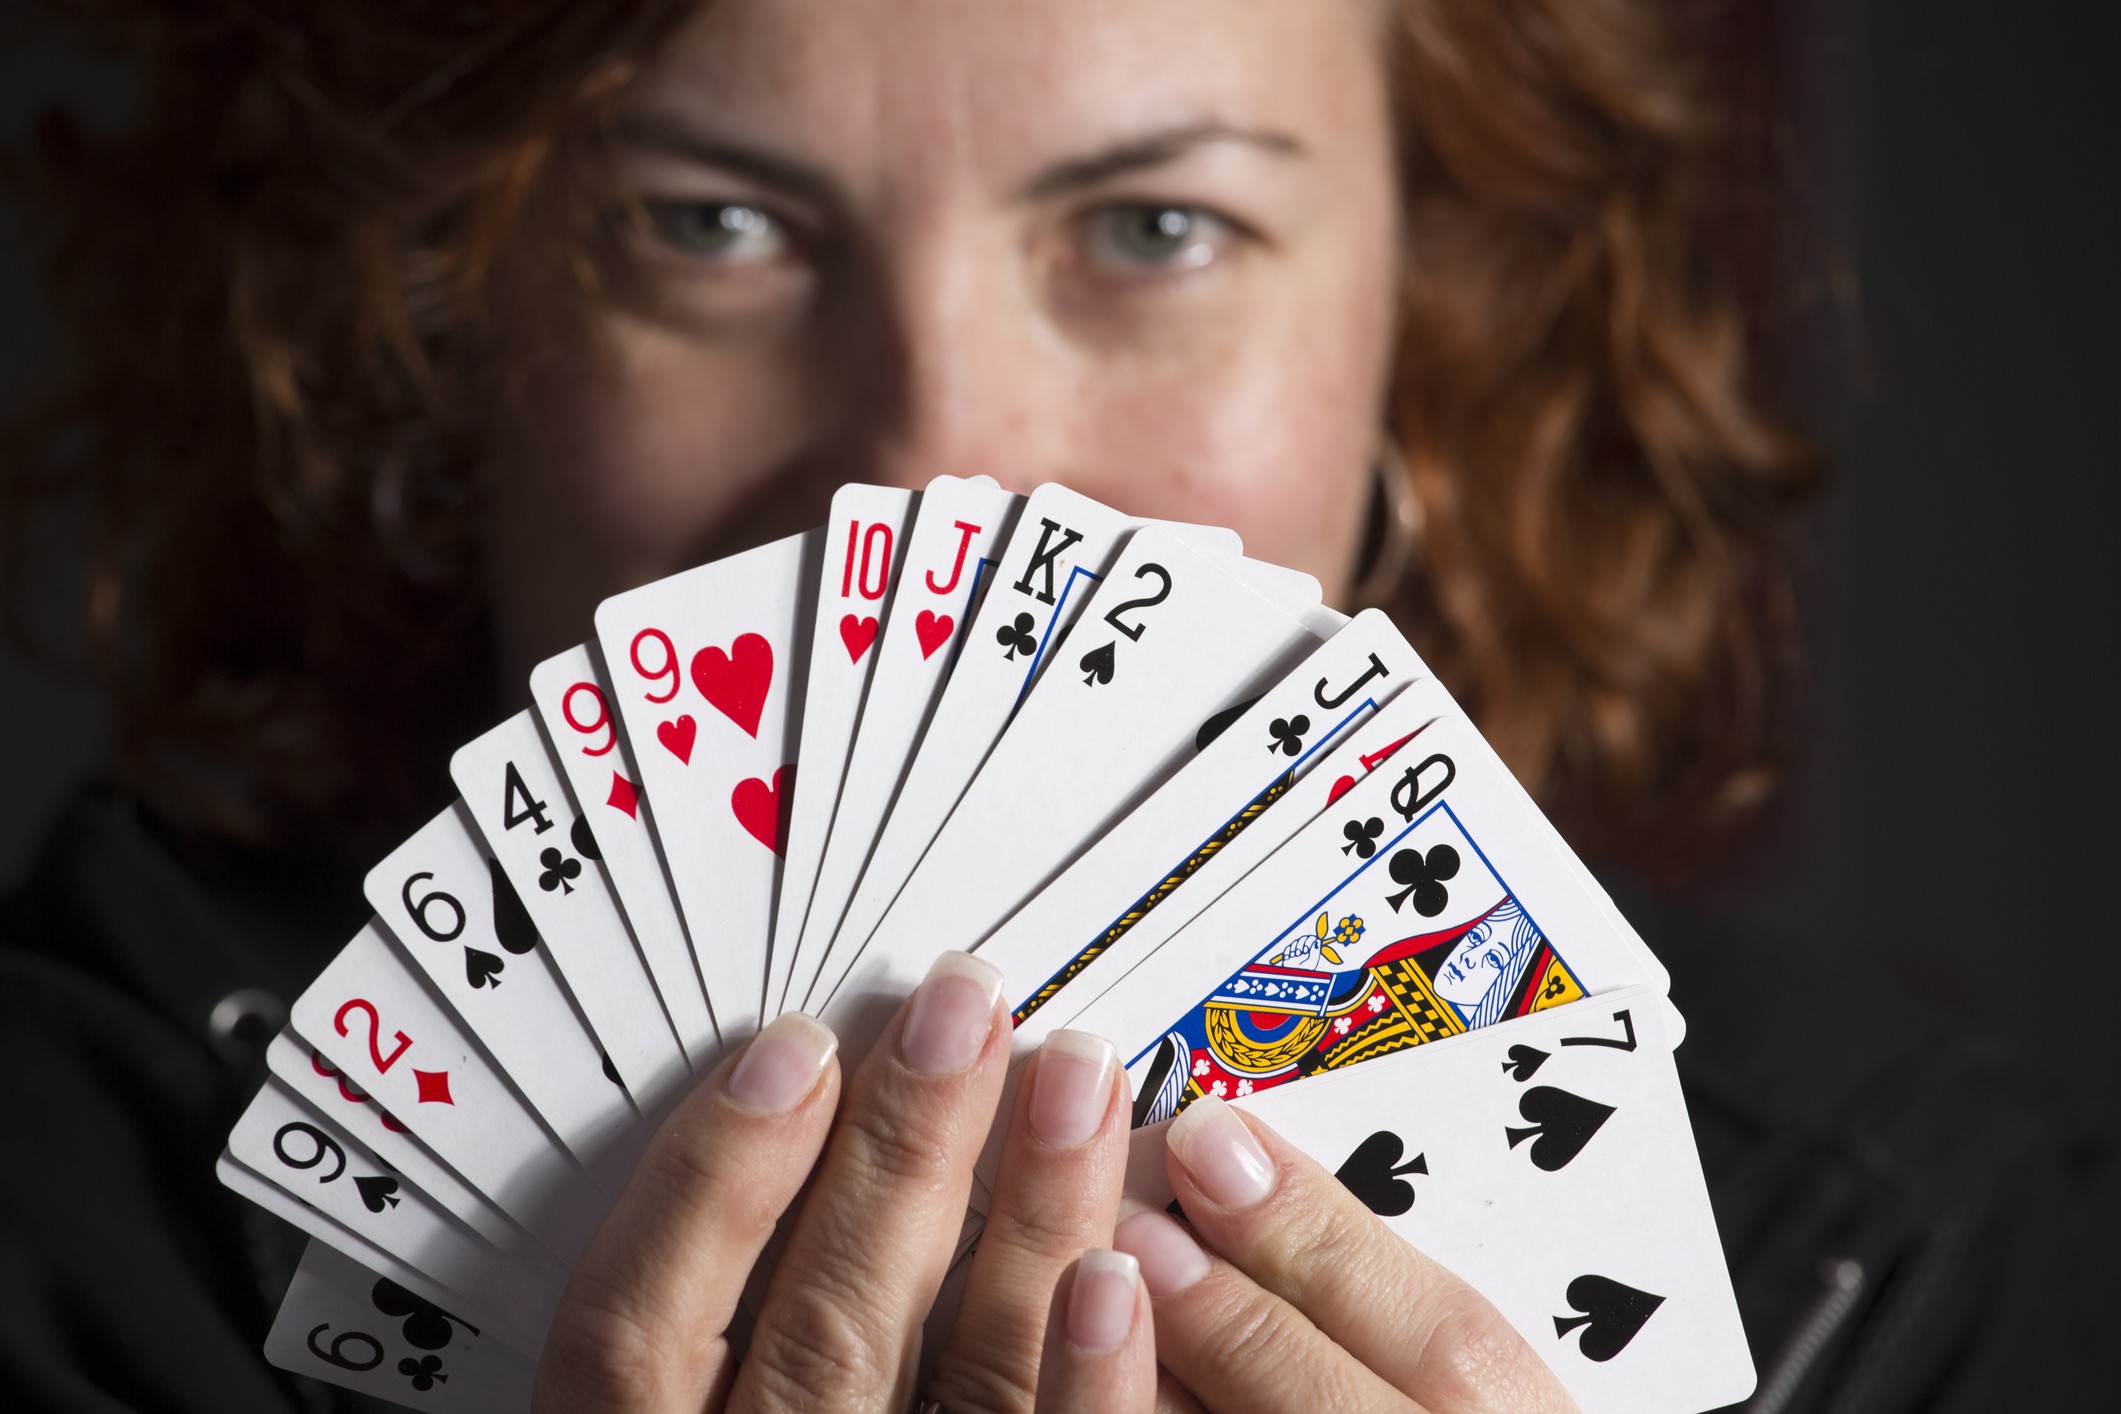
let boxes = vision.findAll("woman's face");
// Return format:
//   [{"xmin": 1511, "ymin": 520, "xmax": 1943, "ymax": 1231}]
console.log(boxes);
[{"xmin": 485, "ymin": 0, "xmax": 1402, "ymax": 678}]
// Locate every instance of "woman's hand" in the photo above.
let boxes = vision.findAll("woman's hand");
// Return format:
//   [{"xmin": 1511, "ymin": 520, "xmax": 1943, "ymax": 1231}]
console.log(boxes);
[
  {"xmin": 531, "ymin": 951, "xmax": 1144, "ymax": 1413},
  {"xmin": 1113, "ymin": 1095, "xmax": 1580, "ymax": 1414}
]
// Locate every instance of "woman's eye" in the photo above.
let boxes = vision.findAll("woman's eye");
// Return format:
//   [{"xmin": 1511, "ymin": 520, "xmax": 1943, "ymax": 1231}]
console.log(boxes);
[
  {"xmin": 1078, "ymin": 203, "xmax": 1231, "ymax": 273},
  {"xmin": 645, "ymin": 201, "xmax": 792, "ymax": 264}
]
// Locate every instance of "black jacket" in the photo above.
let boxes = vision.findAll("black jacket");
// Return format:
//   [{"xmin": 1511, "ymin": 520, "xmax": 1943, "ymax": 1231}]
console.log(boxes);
[{"xmin": 0, "ymin": 792, "xmax": 2110, "ymax": 1412}]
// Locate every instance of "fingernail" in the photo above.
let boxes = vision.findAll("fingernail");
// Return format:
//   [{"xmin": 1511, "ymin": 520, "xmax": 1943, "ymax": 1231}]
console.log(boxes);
[
  {"xmin": 726, "ymin": 1013, "xmax": 838, "ymax": 1115},
  {"xmin": 1029, "ymin": 1030, "xmax": 1117, "ymax": 1148},
  {"xmin": 1166, "ymin": 1096, "xmax": 1276, "ymax": 1209},
  {"xmin": 1066, "ymin": 1249, "xmax": 1140, "ymax": 1352},
  {"xmin": 900, "ymin": 952, "xmax": 1004, "ymax": 1075},
  {"xmin": 1113, "ymin": 1207, "xmax": 1210, "ymax": 1297}
]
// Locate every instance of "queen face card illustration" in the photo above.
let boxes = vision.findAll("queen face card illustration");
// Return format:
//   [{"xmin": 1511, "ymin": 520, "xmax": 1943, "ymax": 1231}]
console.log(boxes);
[
  {"xmin": 1064, "ymin": 710, "xmax": 1662, "ymax": 1126},
  {"xmin": 1122, "ymin": 990, "xmax": 1749, "ymax": 1414},
  {"xmin": 594, "ymin": 528, "xmax": 823, "ymax": 1036}
]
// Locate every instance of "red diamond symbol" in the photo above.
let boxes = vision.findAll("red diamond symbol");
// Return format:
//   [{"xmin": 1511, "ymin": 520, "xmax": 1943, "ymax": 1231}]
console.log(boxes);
[
  {"xmin": 413, "ymin": 1069, "xmax": 454, "ymax": 1105},
  {"xmin": 607, "ymin": 771, "xmax": 639, "ymax": 819}
]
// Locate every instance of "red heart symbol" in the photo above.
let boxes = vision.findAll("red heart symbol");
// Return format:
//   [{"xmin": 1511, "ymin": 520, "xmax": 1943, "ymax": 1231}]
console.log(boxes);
[
  {"xmin": 731, "ymin": 764, "xmax": 794, "ymax": 855},
  {"xmin": 914, "ymin": 609, "xmax": 955, "ymax": 660},
  {"xmin": 691, "ymin": 633, "xmax": 773, "ymax": 738},
  {"xmin": 840, "ymin": 613, "xmax": 879, "ymax": 664},
  {"xmin": 656, "ymin": 715, "xmax": 697, "ymax": 764},
  {"xmin": 1325, "ymin": 774, "xmax": 1357, "ymax": 805}
]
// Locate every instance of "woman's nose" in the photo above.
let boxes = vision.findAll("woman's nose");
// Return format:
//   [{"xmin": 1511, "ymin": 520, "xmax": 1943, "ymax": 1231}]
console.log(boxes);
[{"xmin": 852, "ymin": 234, "xmax": 1066, "ymax": 495}]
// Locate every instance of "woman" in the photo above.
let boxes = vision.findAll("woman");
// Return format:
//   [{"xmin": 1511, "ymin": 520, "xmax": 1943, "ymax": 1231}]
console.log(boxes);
[{"xmin": 1, "ymin": 0, "xmax": 2101, "ymax": 1410}]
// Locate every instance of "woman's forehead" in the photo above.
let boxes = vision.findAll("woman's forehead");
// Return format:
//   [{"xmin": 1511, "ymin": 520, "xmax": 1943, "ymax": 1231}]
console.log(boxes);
[{"xmin": 621, "ymin": 0, "xmax": 1384, "ymax": 194}]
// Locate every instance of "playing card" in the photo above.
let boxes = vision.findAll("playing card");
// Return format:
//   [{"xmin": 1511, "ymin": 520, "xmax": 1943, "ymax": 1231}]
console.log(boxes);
[
  {"xmin": 821, "ymin": 528, "xmax": 1332, "ymax": 1054},
  {"xmin": 1065, "ymin": 708, "xmax": 1664, "ymax": 1125},
  {"xmin": 984, "ymin": 608, "xmax": 1429, "ymax": 1048},
  {"xmin": 803, "ymin": 485, "xmax": 1241, "ymax": 1010},
  {"xmin": 595, "ymin": 528, "xmax": 823, "ymax": 1036},
  {"xmin": 264, "ymin": 1237, "xmax": 539, "ymax": 1411},
  {"xmin": 452, "ymin": 710, "xmax": 694, "ymax": 1120},
  {"xmin": 531, "ymin": 642, "xmax": 722, "ymax": 1067},
  {"xmin": 219, "ymin": 1155, "xmax": 539, "ymax": 1357},
  {"xmin": 765, "ymin": 483, "xmax": 919, "ymax": 1014},
  {"xmin": 289, "ymin": 921, "xmax": 609, "ymax": 1259},
  {"xmin": 1123, "ymin": 989, "xmax": 1750, "ymax": 1414},
  {"xmin": 225, "ymin": 1077, "xmax": 563, "ymax": 1346},
  {"xmin": 266, "ymin": 1030, "xmax": 572, "ymax": 1285},
  {"xmin": 779, "ymin": 476, "xmax": 1023, "ymax": 1014},
  {"xmin": 364, "ymin": 802, "xmax": 643, "ymax": 1188}
]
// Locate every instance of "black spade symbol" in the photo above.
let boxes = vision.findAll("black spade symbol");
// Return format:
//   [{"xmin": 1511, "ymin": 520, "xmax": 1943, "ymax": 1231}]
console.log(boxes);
[
  {"xmin": 371, "ymin": 1279, "xmax": 475, "ymax": 1350},
  {"xmin": 996, "ymin": 611, "xmax": 1038, "ymax": 660},
  {"xmin": 1266, "ymin": 714, "xmax": 1311, "ymax": 757},
  {"xmin": 355, "ymin": 1175, "xmax": 401, "ymax": 1213},
  {"xmin": 1384, "ymin": 843, "xmax": 1460, "ymax": 916},
  {"xmin": 1195, "ymin": 696, "xmax": 1262, "ymax": 751},
  {"xmin": 537, "ymin": 846, "xmax": 582, "ymax": 895},
  {"xmin": 1341, "ymin": 816, "xmax": 1384, "ymax": 859},
  {"xmin": 1333, "ymin": 1131, "xmax": 1429, "ymax": 1217},
  {"xmin": 1078, "ymin": 641, "xmax": 1116, "ymax": 686},
  {"xmin": 1502, "ymin": 1044, "xmax": 1551, "ymax": 1082},
  {"xmin": 463, "ymin": 947, "xmax": 504, "ymax": 989},
  {"xmin": 1505, "ymin": 1086, "xmax": 1615, "ymax": 1171},
  {"xmin": 569, "ymin": 814, "xmax": 602, "ymax": 862},
  {"xmin": 488, "ymin": 856, "xmax": 539, "ymax": 955},
  {"xmin": 398, "ymin": 1354, "xmax": 449, "ymax": 1391},
  {"xmin": 601, "ymin": 1052, "xmax": 625, "ymax": 1087},
  {"xmin": 1553, "ymin": 1274, "xmax": 1664, "ymax": 1362}
]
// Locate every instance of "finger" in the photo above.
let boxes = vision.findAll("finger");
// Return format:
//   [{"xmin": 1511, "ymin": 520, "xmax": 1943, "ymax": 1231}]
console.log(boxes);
[
  {"xmin": 1154, "ymin": 1370, "xmax": 1207, "ymax": 1414},
  {"xmin": 1116, "ymin": 1202, "xmax": 1413, "ymax": 1414},
  {"xmin": 1032, "ymin": 1251, "xmax": 1156, "ymax": 1414},
  {"xmin": 1162, "ymin": 1097, "xmax": 1575, "ymax": 1414},
  {"xmin": 929, "ymin": 1030, "xmax": 1129, "ymax": 1411},
  {"xmin": 533, "ymin": 1012, "xmax": 840, "ymax": 1414},
  {"xmin": 732, "ymin": 952, "xmax": 1010, "ymax": 1411}
]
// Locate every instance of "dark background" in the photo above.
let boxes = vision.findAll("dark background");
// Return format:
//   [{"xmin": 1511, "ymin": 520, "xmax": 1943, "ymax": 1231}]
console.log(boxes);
[{"xmin": 2, "ymin": 0, "xmax": 2115, "ymax": 1235}]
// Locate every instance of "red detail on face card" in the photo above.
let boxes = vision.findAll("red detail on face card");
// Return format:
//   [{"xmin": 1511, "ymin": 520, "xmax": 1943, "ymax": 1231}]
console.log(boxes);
[
  {"xmin": 380, "ymin": 1110, "xmax": 409, "ymax": 1133},
  {"xmin": 1326, "ymin": 775, "xmax": 1357, "ymax": 805},
  {"xmin": 656, "ymin": 715, "xmax": 696, "ymax": 764},
  {"xmin": 839, "ymin": 613, "xmax": 879, "ymax": 663},
  {"xmin": 607, "ymin": 770, "xmax": 640, "ymax": 817},
  {"xmin": 731, "ymin": 764, "xmax": 794, "ymax": 854},
  {"xmin": 413, "ymin": 1069, "xmax": 454, "ymax": 1105},
  {"xmin": 691, "ymin": 633, "xmax": 773, "ymax": 737},
  {"xmin": 915, "ymin": 609, "xmax": 955, "ymax": 660}
]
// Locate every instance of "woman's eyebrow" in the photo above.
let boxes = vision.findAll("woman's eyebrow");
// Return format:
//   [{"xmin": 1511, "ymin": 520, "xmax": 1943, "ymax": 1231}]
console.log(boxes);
[
  {"xmin": 1020, "ymin": 122, "xmax": 1307, "ymax": 200},
  {"xmin": 614, "ymin": 116, "xmax": 843, "ymax": 211}
]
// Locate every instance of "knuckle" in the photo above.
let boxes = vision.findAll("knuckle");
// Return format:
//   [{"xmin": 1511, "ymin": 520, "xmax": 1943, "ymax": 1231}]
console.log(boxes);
[
  {"xmin": 640, "ymin": 1120, "xmax": 779, "ymax": 1241},
  {"xmin": 840, "ymin": 1093, "xmax": 959, "ymax": 1187},
  {"xmin": 1265, "ymin": 1198, "xmax": 1368, "ymax": 1309},
  {"xmin": 1419, "ymin": 1292, "xmax": 1547, "ymax": 1407},
  {"xmin": 925, "ymin": 1346, "xmax": 1039, "ymax": 1414},
  {"xmin": 540, "ymin": 1278, "xmax": 674, "ymax": 1409},
  {"xmin": 1187, "ymin": 1285, "xmax": 1305, "ymax": 1389},
  {"xmin": 747, "ymin": 1277, "xmax": 894, "ymax": 1407},
  {"xmin": 983, "ymin": 1188, "xmax": 1095, "ymax": 1265}
]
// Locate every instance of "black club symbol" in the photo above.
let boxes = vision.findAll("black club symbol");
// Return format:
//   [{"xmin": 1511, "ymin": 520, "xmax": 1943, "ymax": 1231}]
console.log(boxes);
[
  {"xmin": 1342, "ymin": 816, "xmax": 1385, "ymax": 858},
  {"xmin": 398, "ymin": 1355, "xmax": 448, "ymax": 1391},
  {"xmin": 538, "ymin": 847, "xmax": 582, "ymax": 895},
  {"xmin": 1384, "ymin": 843, "xmax": 1460, "ymax": 916},
  {"xmin": 1266, "ymin": 714, "xmax": 1311, "ymax": 757},
  {"xmin": 996, "ymin": 611, "xmax": 1039, "ymax": 661}
]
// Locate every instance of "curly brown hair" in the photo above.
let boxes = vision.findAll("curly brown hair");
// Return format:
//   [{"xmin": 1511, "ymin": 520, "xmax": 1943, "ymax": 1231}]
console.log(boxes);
[{"xmin": 6, "ymin": 0, "xmax": 1814, "ymax": 863}]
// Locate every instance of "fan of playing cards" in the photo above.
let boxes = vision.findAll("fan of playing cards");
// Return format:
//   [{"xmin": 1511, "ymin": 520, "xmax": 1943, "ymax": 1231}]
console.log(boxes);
[{"xmin": 219, "ymin": 478, "xmax": 1755, "ymax": 1413}]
